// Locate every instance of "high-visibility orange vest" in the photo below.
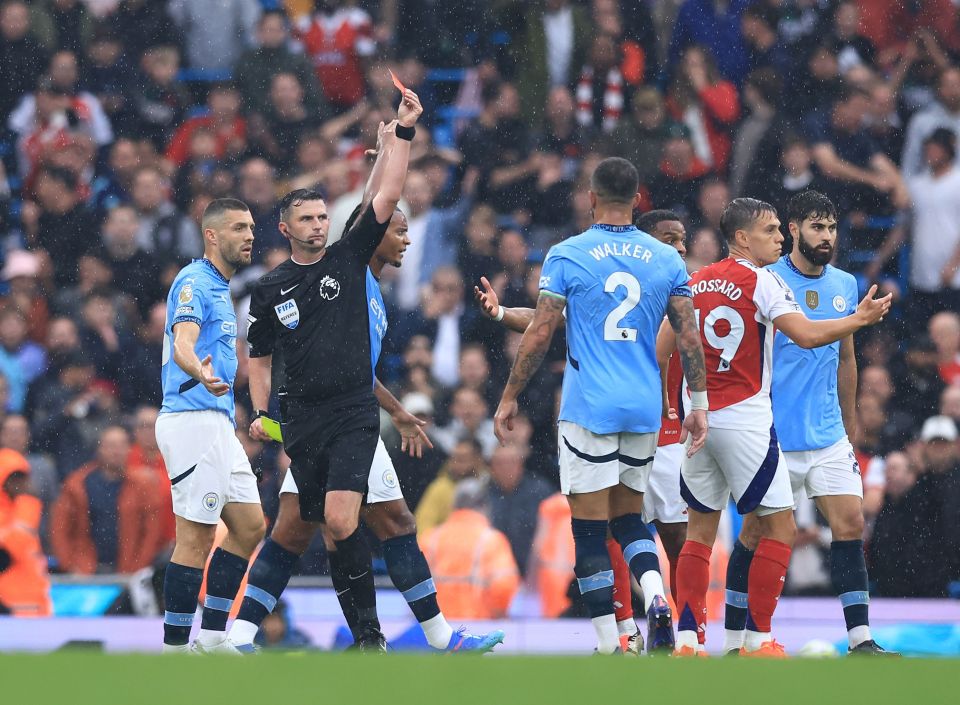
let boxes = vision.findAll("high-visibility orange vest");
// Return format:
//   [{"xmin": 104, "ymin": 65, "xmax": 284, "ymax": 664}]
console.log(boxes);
[
  {"xmin": 420, "ymin": 509, "xmax": 519, "ymax": 620},
  {"xmin": 0, "ymin": 493, "xmax": 51, "ymax": 617},
  {"xmin": 528, "ymin": 493, "xmax": 575, "ymax": 618}
]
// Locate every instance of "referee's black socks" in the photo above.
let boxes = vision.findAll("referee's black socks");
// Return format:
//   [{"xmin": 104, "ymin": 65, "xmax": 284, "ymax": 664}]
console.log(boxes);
[{"xmin": 334, "ymin": 529, "xmax": 381, "ymax": 635}]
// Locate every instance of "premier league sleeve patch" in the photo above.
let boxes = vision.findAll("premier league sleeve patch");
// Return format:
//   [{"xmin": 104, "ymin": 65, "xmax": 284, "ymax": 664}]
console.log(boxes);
[
  {"xmin": 274, "ymin": 299, "xmax": 300, "ymax": 329},
  {"xmin": 178, "ymin": 282, "xmax": 194, "ymax": 304}
]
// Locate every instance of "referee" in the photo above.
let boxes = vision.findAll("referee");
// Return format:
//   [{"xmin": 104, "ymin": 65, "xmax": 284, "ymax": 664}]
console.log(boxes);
[{"xmin": 246, "ymin": 90, "xmax": 422, "ymax": 645}]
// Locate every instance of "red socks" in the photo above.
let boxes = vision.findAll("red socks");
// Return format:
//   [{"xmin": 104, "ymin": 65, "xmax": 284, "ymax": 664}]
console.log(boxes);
[
  {"xmin": 676, "ymin": 540, "xmax": 712, "ymax": 644},
  {"xmin": 669, "ymin": 557, "xmax": 678, "ymax": 608},
  {"xmin": 606, "ymin": 538, "xmax": 633, "ymax": 624},
  {"xmin": 748, "ymin": 538, "xmax": 792, "ymax": 633}
]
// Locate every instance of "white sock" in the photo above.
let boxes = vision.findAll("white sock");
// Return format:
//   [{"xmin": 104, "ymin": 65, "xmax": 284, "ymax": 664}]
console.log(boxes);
[
  {"xmin": 197, "ymin": 628, "xmax": 225, "ymax": 647},
  {"xmin": 639, "ymin": 570, "xmax": 666, "ymax": 612},
  {"xmin": 227, "ymin": 619, "xmax": 260, "ymax": 646},
  {"xmin": 592, "ymin": 614, "xmax": 620, "ymax": 653},
  {"xmin": 420, "ymin": 613, "xmax": 455, "ymax": 649},
  {"xmin": 723, "ymin": 629, "xmax": 745, "ymax": 652},
  {"xmin": 675, "ymin": 630, "xmax": 699, "ymax": 649},
  {"xmin": 848, "ymin": 625, "xmax": 872, "ymax": 648},
  {"xmin": 162, "ymin": 643, "xmax": 191, "ymax": 654},
  {"xmin": 617, "ymin": 618, "xmax": 636, "ymax": 637},
  {"xmin": 745, "ymin": 629, "xmax": 771, "ymax": 651}
]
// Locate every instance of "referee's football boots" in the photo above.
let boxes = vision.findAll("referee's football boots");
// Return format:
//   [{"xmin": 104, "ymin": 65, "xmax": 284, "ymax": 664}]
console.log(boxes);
[{"xmin": 848, "ymin": 640, "xmax": 900, "ymax": 656}]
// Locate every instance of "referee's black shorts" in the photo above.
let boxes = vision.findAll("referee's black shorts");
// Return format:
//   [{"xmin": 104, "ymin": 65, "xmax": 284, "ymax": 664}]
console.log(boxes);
[{"xmin": 280, "ymin": 388, "xmax": 379, "ymax": 522}]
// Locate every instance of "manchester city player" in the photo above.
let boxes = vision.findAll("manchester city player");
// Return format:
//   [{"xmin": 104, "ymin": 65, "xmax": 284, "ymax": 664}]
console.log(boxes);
[
  {"xmin": 723, "ymin": 191, "xmax": 895, "ymax": 656},
  {"xmin": 156, "ymin": 198, "xmax": 265, "ymax": 653},
  {"xmin": 494, "ymin": 158, "xmax": 709, "ymax": 654}
]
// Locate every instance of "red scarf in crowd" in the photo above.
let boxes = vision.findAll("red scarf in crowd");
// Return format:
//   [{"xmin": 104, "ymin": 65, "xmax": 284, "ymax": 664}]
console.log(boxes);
[{"xmin": 575, "ymin": 66, "xmax": 623, "ymax": 133}]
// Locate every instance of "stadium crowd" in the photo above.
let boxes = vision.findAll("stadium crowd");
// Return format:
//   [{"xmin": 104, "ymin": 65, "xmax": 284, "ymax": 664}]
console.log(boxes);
[{"xmin": 1, "ymin": 0, "xmax": 960, "ymax": 618}]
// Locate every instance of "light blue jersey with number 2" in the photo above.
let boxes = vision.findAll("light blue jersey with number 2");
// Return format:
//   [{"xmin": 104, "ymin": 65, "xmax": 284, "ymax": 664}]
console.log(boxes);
[{"xmin": 539, "ymin": 224, "xmax": 691, "ymax": 435}]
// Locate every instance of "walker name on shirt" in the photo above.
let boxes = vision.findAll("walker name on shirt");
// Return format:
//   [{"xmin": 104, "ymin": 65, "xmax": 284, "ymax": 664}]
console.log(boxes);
[
  {"xmin": 588, "ymin": 242, "xmax": 655, "ymax": 263},
  {"xmin": 691, "ymin": 278, "xmax": 744, "ymax": 301}
]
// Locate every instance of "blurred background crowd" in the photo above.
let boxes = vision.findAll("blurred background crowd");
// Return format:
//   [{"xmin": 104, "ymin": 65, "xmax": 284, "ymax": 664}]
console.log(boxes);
[{"xmin": 1, "ymin": 0, "xmax": 960, "ymax": 620}]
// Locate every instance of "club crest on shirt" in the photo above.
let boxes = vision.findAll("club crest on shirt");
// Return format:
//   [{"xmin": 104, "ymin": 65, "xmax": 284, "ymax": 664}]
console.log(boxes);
[
  {"xmin": 178, "ymin": 282, "xmax": 193, "ymax": 304},
  {"xmin": 833, "ymin": 295, "xmax": 846, "ymax": 312},
  {"xmin": 806, "ymin": 290, "xmax": 819, "ymax": 309},
  {"xmin": 319, "ymin": 275, "xmax": 341, "ymax": 300},
  {"xmin": 274, "ymin": 299, "xmax": 300, "ymax": 329}
]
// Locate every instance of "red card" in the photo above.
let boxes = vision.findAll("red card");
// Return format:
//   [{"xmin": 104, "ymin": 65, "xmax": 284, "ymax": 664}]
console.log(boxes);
[{"xmin": 388, "ymin": 68, "xmax": 407, "ymax": 93}]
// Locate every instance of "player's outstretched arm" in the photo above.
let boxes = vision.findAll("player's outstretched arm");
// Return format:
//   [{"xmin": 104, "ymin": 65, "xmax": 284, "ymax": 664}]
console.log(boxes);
[
  {"xmin": 655, "ymin": 319, "xmax": 678, "ymax": 421},
  {"xmin": 248, "ymin": 354, "xmax": 273, "ymax": 441},
  {"xmin": 374, "ymin": 378, "xmax": 433, "ymax": 458},
  {"xmin": 666, "ymin": 295, "xmax": 708, "ymax": 456},
  {"xmin": 494, "ymin": 291, "xmax": 565, "ymax": 444},
  {"xmin": 474, "ymin": 275, "xmax": 537, "ymax": 333},
  {"xmin": 361, "ymin": 119, "xmax": 398, "ymax": 209},
  {"xmin": 775, "ymin": 285, "xmax": 892, "ymax": 349},
  {"xmin": 171, "ymin": 322, "xmax": 229, "ymax": 397}
]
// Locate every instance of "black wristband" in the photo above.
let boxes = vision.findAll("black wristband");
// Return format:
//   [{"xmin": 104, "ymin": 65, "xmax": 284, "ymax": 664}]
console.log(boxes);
[
  {"xmin": 395, "ymin": 124, "xmax": 416, "ymax": 141},
  {"xmin": 254, "ymin": 409, "xmax": 268, "ymax": 420}
]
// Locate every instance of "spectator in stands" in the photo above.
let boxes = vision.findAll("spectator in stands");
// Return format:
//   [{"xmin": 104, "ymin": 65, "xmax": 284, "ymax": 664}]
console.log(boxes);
[
  {"xmin": 901, "ymin": 68, "xmax": 960, "ymax": 177},
  {"xmin": 295, "ymin": 0, "xmax": 375, "ymax": 110},
  {"xmin": 100, "ymin": 205, "xmax": 163, "ymax": 319},
  {"xmin": 831, "ymin": 1, "xmax": 876, "ymax": 71},
  {"xmin": 130, "ymin": 166, "xmax": 199, "ymax": 263},
  {"xmin": 107, "ymin": 0, "xmax": 178, "ymax": 63},
  {"xmin": 90, "ymin": 138, "xmax": 139, "ymax": 215},
  {"xmin": 730, "ymin": 67, "xmax": 786, "ymax": 198},
  {"xmin": 766, "ymin": 135, "xmax": 830, "ymax": 212},
  {"xmin": 609, "ymin": 87, "xmax": 677, "ymax": 185},
  {"xmin": 574, "ymin": 32, "xmax": 627, "ymax": 134},
  {"xmin": 119, "ymin": 302, "xmax": 165, "ymax": 411},
  {"xmin": 740, "ymin": 1, "xmax": 791, "ymax": 77},
  {"xmin": 789, "ymin": 41, "xmax": 843, "ymax": 119},
  {"xmin": 49, "ymin": 425, "xmax": 164, "ymax": 574},
  {"xmin": 236, "ymin": 158, "xmax": 282, "ymax": 261},
  {"xmin": 433, "ymin": 386, "xmax": 497, "ymax": 460},
  {"xmin": 538, "ymin": 86, "xmax": 590, "ymax": 168},
  {"xmin": 0, "ymin": 414, "xmax": 56, "ymax": 544},
  {"xmin": 891, "ymin": 336, "xmax": 945, "ymax": 428},
  {"xmin": 249, "ymin": 73, "xmax": 321, "ymax": 174},
  {"xmin": 26, "ymin": 166, "xmax": 99, "ymax": 286},
  {"xmin": 168, "ymin": 0, "xmax": 260, "ymax": 74},
  {"xmin": 486, "ymin": 444, "xmax": 553, "ymax": 575},
  {"xmin": 419, "ymin": 477, "xmax": 520, "ymax": 619},
  {"xmin": 513, "ymin": 0, "xmax": 591, "ymax": 124},
  {"xmin": 0, "ymin": 0, "xmax": 48, "ymax": 121},
  {"xmin": 648, "ymin": 126, "xmax": 710, "ymax": 216},
  {"xmin": 456, "ymin": 204, "xmax": 499, "ymax": 295},
  {"xmin": 0, "ymin": 250, "xmax": 48, "ymax": 345},
  {"xmin": 165, "ymin": 83, "xmax": 247, "ymax": 169},
  {"xmin": 130, "ymin": 45, "xmax": 191, "ymax": 150},
  {"xmin": 865, "ymin": 81, "xmax": 904, "ymax": 163},
  {"xmin": 669, "ymin": 0, "xmax": 750, "ymax": 85},
  {"xmin": 236, "ymin": 9, "xmax": 325, "ymax": 117},
  {"xmin": 83, "ymin": 26, "xmax": 133, "ymax": 134},
  {"xmin": 930, "ymin": 312, "xmax": 960, "ymax": 386},
  {"xmin": 868, "ymin": 451, "xmax": 923, "ymax": 597},
  {"xmin": 0, "ymin": 308, "xmax": 46, "ymax": 413},
  {"xmin": 0, "ymin": 448, "xmax": 51, "ymax": 615},
  {"xmin": 685, "ymin": 225, "xmax": 724, "ymax": 273},
  {"xmin": 415, "ymin": 438, "xmax": 487, "ymax": 535}
]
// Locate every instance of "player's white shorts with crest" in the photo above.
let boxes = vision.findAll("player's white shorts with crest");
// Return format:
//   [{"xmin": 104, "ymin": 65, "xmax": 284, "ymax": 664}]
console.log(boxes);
[
  {"xmin": 784, "ymin": 436, "xmax": 863, "ymax": 503},
  {"xmin": 279, "ymin": 435, "xmax": 403, "ymax": 504},
  {"xmin": 680, "ymin": 426, "xmax": 794, "ymax": 517},
  {"xmin": 156, "ymin": 410, "xmax": 261, "ymax": 524},
  {"xmin": 643, "ymin": 442, "xmax": 688, "ymax": 524},
  {"xmin": 557, "ymin": 421, "xmax": 658, "ymax": 495}
]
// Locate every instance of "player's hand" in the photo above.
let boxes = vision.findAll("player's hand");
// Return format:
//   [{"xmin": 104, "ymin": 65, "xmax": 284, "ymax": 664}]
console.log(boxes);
[
  {"xmin": 855, "ymin": 285, "xmax": 893, "ymax": 326},
  {"xmin": 680, "ymin": 409, "xmax": 708, "ymax": 458},
  {"xmin": 199, "ymin": 354, "xmax": 230, "ymax": 397},
  {"xmin": 473, "ymin": 276, "xmax": 501, "ymax": 320},
  {"xmin": 391, "ymin": 407, "xmax": 434, "ymax": 458},
  {"xmin": 494, "ymin": 398, "xmax": 518, "ymax": 446},
  {"xmin": 397, "ymin": 89, "xmax": 423, "ymax": 128},
  {"xmin": 249, "ymin": 416, "xmax": 272, "ymax": 442},
  {"xmin": 663, "ymin": 406, "xmax": 679, "ymax": 421}
]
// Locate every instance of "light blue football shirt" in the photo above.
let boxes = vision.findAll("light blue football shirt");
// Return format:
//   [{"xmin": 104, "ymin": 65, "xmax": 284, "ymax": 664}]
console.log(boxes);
[
  {"xmin": 768, "ymin": 255, "xmax": 859, "ymax": 451},
  {"xmin": 160, "ymin": 259, "xmax": 238, "ymax": 424},
  {"xmin": 366, "ymin": 266, "xmax": 387, "ymax": 380},
  {"xmin": 539, "ymin": 223, "xmax": 691, "ymax": 434}
]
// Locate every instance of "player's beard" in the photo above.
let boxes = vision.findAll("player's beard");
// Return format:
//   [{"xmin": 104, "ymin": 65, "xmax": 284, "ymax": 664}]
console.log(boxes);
[{"xmin": 797, "ymin": 232, "xmax": 834, "ymax": 267}]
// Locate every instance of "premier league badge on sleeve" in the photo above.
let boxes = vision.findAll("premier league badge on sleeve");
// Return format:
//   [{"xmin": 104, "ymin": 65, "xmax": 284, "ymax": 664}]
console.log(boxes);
[
  {"xmin": 178, "ymin": 282, "xmax": 193, "ymax": 304},
  {"xmin": 274, "ymin": 299, "xmax": 300, "ymax": 329}
]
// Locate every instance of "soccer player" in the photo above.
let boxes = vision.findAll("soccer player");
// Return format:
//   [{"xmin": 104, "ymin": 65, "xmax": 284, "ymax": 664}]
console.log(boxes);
[
  {"xmin": 722, "ymin": 191, "xmax": 895, "ymax": 655},
  {"xmin": 156, "ymin": 198, "xmax": 264, "ymax": 653},
  {"xmin": 230, "ymin": 195, "xmax": 502, "ymax": 653},
  {"xmin": 493, "ymin": 158, "xmax": 709, "ymax": 655},
  {"xmin": 475, "ymin": 209, "xmax": 691, "ymax": 650},
  {"xmin": 668, "ymin": 198, "xmax": 891, "ymax": 656}
]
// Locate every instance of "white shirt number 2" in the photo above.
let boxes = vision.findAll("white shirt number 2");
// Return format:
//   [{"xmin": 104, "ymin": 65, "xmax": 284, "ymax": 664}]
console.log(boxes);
[{"xmin": 603, "ymin": 272, "xmax": 642, "ymax": 342}]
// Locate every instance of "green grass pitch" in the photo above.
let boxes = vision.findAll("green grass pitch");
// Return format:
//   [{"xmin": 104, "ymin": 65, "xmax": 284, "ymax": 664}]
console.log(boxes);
[{"xmin": 1, "ymin": 652, "xmax": 956, "ymax": 705}]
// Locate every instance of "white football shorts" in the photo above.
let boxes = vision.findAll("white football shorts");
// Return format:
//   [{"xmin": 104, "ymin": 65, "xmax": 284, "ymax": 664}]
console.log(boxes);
[
  {"xmin": 784, "ymin": 436, "xmax": 863, "ymax": 503},
  {"xmin": 280, "ymin": 435, "xmax": 404, "ymax": 504},
  {"xmin": 681, "ymin": 425, "xmax": 794, "ymax": 517},
  {"xmin": 156, "ymin": 410, "xmax": 261, "ymax": 524},
  {"xmin": 557, "ymin": 421, "xmax": 658, "ymax": 495},
  {"xmin": 642, "ymin": 442, "xmax": 688, "ymax": 524}
]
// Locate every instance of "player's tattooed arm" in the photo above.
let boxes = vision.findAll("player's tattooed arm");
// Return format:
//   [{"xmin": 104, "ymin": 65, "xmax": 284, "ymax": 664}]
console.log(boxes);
[
  {"xmin": 495, "ymin": 292, "xmax": 565, "ymax": 444},
  {"xmin": 666, "ymin": 295, "xmax": 707, "ymax": 393}
]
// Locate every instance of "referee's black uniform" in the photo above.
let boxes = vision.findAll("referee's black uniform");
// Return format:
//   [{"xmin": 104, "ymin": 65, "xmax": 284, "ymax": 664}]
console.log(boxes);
[{"xmin": 247, "ymin": 205, "xmax": 390, "ymax": 520}]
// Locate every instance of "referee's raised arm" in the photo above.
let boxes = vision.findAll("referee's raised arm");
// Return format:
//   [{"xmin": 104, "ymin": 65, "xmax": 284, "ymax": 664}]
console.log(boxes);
[{"xmin": 344, "ymin": 89, "xmax": 423, "ymax": 262}]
